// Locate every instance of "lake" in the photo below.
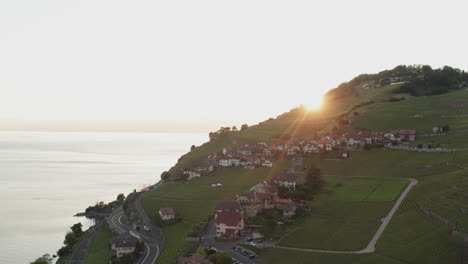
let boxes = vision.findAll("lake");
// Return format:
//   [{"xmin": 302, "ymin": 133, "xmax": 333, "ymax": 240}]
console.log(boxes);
[{"xmin": 0, "ymin": 131, "xmax": 207, "ymax": 264}]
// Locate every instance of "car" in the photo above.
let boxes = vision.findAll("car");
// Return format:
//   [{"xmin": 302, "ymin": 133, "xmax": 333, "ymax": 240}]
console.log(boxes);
[
  {"xmin": 143, "ymin": 225, "xmax": 150, "ymax": 232},
  {"xmin": 249, "ymin": 254, "xmax": 256, "ymax": 259},
  {"xmin": 241, "ymin": 250, "xmax": 248, "ymax": 256},
  {"xmin": 249, "ymin": 242, "xmax": 256, "ymax": 246}
]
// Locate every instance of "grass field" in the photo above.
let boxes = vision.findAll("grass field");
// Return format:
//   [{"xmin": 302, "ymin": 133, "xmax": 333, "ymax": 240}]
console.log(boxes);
[
  {"xmin": 277, "ymin": 177, "xmax": 403, "ymax": 251},
  {"xmin": 261, "ymin": 209, "xmax": 462, "ymax": 264},
  {"xmin": 85, "ymin": 226, "xmax": 114, "ymax": 264}
]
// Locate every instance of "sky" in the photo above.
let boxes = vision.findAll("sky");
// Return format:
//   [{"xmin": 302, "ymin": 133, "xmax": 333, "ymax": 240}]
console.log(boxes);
[{"xmin": 1, "ymin": 0, "xmax": 468, "ymax": 132}]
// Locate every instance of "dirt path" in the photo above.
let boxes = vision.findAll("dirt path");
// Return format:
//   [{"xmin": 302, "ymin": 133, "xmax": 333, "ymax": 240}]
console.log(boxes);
[{"xmin": 274, "ymin": 178, "xmax": 418, "ymax": 254}]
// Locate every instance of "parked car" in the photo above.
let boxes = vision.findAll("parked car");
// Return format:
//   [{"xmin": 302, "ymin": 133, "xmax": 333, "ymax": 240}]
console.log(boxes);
[{"xmin": 143, "ymin": 225, "xmax": 150, "ymax": 232}]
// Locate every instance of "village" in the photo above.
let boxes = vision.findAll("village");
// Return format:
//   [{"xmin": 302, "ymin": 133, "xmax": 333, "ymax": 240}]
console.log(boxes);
[{"xmin": 182, "ymin": 127, "xmax": 417, "ymax": 181}]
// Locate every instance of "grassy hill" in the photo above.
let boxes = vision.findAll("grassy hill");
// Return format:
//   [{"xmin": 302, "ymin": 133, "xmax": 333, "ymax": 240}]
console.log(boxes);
[{"xmin": 143, "ymin": 65, "xmax": 468, "ymax": 264}]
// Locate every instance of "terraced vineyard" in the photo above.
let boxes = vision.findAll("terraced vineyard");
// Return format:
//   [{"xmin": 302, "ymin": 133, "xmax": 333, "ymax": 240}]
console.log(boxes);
[
  {"xmin": 155, "ymin": 222, "xmax": 195, "ymax": 264},
  {"xmin": 397, "ymin": 181, "xmax": 449, "ymax": 214},
  {"xmin": 85, "ymin": 225, "xmax": 114, "ymax": 264}
]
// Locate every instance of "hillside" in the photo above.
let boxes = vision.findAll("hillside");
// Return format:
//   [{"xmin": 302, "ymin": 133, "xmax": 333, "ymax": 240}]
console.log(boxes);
[{"xmin": 144, "ymin": 65, "xmax": 468, "ymax": 264}]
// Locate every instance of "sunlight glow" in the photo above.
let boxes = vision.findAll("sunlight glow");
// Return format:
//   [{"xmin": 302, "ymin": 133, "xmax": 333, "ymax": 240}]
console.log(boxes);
[{"xmin": 305, "ymin": 95, "xmax": 324, "ymax": 111}]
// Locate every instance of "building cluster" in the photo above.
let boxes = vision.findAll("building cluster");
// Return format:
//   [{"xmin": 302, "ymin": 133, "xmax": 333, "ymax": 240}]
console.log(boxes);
[
  {"xmin": 182, "ymin": 129, "xmax": 416, "ymax": 181},
  {"xmin": 214, "ymin": 172, "xmax": 299, "ymax": 238}
]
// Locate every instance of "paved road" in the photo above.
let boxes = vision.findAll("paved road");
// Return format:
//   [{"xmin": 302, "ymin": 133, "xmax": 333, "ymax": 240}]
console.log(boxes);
[
  {"xmin": 68, "ymin": 223, "xmax": 101, "ymax": 264},
  {"xmin": 109, "ymin": 207, "xmax": 161, "ymax": 264},
  {"xmin": 274, "ymin": 178, "xmax": 419, "ymax": 254},
  {"xmin": 108, "ymin": 182, "xmax": 166, "ymax": 264}
]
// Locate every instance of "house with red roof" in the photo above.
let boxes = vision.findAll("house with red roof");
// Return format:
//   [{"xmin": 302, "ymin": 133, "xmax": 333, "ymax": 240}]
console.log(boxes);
[
  {"xmin": 159, "ymin": 207, "xmax": 176, "ymax": 220},
  {"xmin": 316, "ymin": 139, "xmax": 333, "ymax": 151},
  {"xmin": 274, "ymin": 198, "xmax": 297, "ymax": 219},
  {"xmin": 398, "ymin": 129, "xmax": 417, "ymax": 141},
  {"xmin": 215, "ymin": 211, "xmax": 244, "ymax": 238}
]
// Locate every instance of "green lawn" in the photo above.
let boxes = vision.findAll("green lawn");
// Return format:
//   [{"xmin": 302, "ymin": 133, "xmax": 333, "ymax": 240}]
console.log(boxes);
[
  {"xmin": 322, "ymin": 178, "xmax": 408, "ymax": 202},
  {"xmin": 85, "ymin": 226, "xmax": 114, "ymax": 264}
]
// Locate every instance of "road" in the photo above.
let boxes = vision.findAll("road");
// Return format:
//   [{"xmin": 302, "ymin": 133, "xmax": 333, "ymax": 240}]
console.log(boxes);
[
  {"xmin": 108, "ymin": 182, "xmax": 166, "ymax": 264},
  {"xmin": 274, "ymin": 178, "xmax": 419, "ymax": 254}
]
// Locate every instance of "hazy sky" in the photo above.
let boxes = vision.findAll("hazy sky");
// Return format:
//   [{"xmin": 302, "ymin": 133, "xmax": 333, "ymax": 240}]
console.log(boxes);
[{"xmin": 1, "ymin": 0, "xmax": 468, "ymax": 131}]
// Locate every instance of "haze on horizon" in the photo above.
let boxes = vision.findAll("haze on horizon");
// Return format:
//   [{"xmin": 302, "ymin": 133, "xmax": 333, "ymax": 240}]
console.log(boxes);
[{"xmin": 1, "ymin": 0, "xmax": 468, "ymax": 132}]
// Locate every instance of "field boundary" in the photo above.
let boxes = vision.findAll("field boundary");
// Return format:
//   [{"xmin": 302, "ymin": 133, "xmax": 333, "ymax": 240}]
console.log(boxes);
[{"xmin": 274, "ymin": 178, "xmax": 418, "ymax": 254}]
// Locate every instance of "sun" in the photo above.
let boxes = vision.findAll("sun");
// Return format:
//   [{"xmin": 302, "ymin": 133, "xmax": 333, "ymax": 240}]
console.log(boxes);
[{"xmin": 304, "ymin": 96, "xmax": 324, "ymax": 111}]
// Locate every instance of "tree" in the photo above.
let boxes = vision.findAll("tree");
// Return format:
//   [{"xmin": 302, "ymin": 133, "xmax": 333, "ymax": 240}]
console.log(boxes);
[
  {"xmin": 57, "ymin": 246, "xmax": 71, "ymax": 258},
  {"xmin": 241, "ymin": 124, "xmax": 249, "ymax": 131},
  {"xmin": 191, "ymin": 145, "xmax": 196, "ymax": 151},
  {"xmin": 117, "ymin": 193, "xmax": 126, "ymax": 203},
  {"xmin": 232, "ymin": 126, "xmax": 237, "ymax": 131},
  {"xmin": 30, "ymin": 254, "xmax": 52, "ymax": 264},
  {"xmin": 64, "ymin": 232, "xmax": 77, "ymax": 247},
  {"xmin": 442, "ymin": 125, "xmax": 450, "ymax": 132},
  {"xmin": 161, "ymin": 171, "xmax": 170, "ymax": 180},
  {"xmin": 70, "ymin": 223, "xmax": 83, "ymax": 236},
  {"xmin": 134, "ymin": 240, "xmax": 145, "ymax": 253},
  {"xmin": 304, "ymin": 166, "xmax": 324, "ymax": 193}
]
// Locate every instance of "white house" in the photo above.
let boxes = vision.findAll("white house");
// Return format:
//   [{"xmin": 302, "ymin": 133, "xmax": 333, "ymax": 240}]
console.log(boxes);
[
  {"xmin": 218, "ymin": 159, "xmax": 230, "ymax": 167},
  {"xmin": 271, "ymin": 172, "xmax": 298, "ymax": 190},
  {"xmin": 262, "ymin": 160, "xmax": 273, "ymax": 167},
  {"xmin": 184, "ymin": 170, "xmax": 201, "ymax": 180},
  {"xmin": 159, "ymin": 207, "xmax": 176, "ymax": 220}
]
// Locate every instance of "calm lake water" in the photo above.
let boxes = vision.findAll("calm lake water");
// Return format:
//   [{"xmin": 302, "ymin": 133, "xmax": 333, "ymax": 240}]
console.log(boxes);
[{"xmin": 0, "ymin": 131, "xmax": 206, "ymax": 264}]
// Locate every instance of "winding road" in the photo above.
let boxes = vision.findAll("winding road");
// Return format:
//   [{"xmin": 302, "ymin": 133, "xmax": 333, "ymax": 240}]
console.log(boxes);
[
  {"xmin": 108, "ymin": 183, "xmax": 166, "ymax": 264},
  {"xmin": 274, "ymin": 178, "xmax": 418, "ymax": 254}
]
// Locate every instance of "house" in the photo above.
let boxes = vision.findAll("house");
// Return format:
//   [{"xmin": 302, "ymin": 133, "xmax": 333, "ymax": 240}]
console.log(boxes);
[
  {"xmin": 176, "ymin": 253, "xmax": 213, "ymax": 264},
  {"xmin": 432, "ymin": 126, "xmax": 443, "ymax": 134},
  {"xmin": 184, "ymin": 170, "xmax": 201, "ymax": 180},
  {"xmin": 303, "ymin": 144, "xmax": 319, "ymax": 154},
  {"xmin": 159, "ymin": 207, "xmax": 176, "ymax": 220},
  {"xmin": 250, "ymin": 180, "xmax": 279, "ymax": 195},
  {"xmin": 271, "ymin": 172, "xmax": 298, "ymax": 190},
  {"xmin": 316, "ymin": 139, "xmax": 333, "ymax": 151},
  {"xmin": 110, "ymin": 232, "xmax": 139, "ymax": 259},
  {"xmin": 240, "ymin": 199, "xmax": 264, "ymax": 217},
  {"xmin": 215, "ymin": 211, "xmax": 244, "ymax": 238},
  {"xmin": 215, "ymin": 201, "xmax": 243, "ymax": 215},
  {"xmin": 218, "ymin": 159, "xmax": 229, "ymax": 167},
  {"xmin": 262, "ymin": 160, "xmax": 273, "ymax": 167},
  {"xmin": 274, "ymin": 199, "xmax": 297, "ymax": 219},
  {"xmin": 235, "ymin": 191, "xmax": 275, "ymax": 217},
  {"xmin": 398, "ymin": 130, "xmax": 417, "ymax": 141},
  {"xmin": 228, "ymin": 158, "xmax": 241, "ymax": 167}
]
